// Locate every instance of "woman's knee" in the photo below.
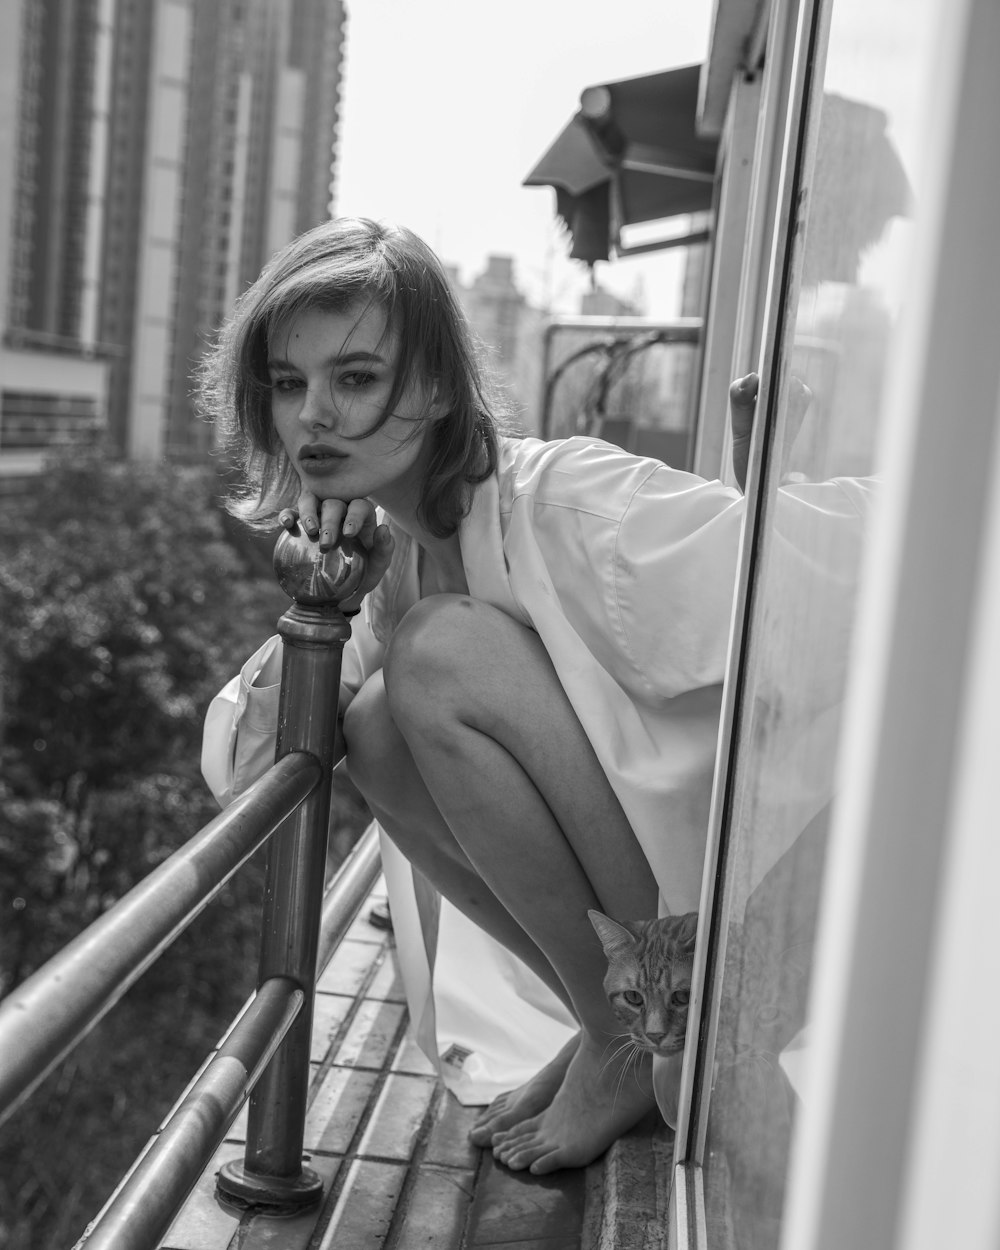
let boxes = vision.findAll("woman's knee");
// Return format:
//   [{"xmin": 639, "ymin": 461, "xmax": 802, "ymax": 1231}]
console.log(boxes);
[{"xmin": 383, "ymin": 594, "xmax": 491, "ymax": 709}]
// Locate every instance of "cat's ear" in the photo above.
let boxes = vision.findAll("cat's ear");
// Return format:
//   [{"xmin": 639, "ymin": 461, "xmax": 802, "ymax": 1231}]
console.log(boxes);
[
  {"xmin": 588, "ymin": 909, "xmax": 636, "ymax": 958},
  {"xmin": 674, "ymin": 911, "xmax": 699, "ymax": 954}
]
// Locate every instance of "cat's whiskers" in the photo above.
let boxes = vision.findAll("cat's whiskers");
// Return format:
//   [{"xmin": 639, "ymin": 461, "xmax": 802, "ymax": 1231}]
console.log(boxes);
[
  {"xmin": 611, "ymin": 1039, "xmax": 644, "ymax": 1108},
  {"xmin": 599, "ymin": 1034, "xmax": 638, "ymax": 1080}
]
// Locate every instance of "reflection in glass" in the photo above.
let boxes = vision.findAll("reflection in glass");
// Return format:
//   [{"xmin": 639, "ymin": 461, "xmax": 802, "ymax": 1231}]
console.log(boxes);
[{"xmin": 702, "ymin": 0, "xmax": 938, "ymax": 1244}]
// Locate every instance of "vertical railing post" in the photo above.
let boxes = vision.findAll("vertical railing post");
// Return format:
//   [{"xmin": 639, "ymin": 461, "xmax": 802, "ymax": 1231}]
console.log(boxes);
[{"xmin": 217, "ymin": 528, "xmax": 365, "ymax": 1212}]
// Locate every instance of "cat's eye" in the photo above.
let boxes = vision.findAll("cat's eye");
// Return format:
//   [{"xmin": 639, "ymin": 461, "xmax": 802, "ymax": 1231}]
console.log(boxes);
[
  {"xmin": 671, "ymin": 989, "xmax": 691, "ymax": 1007},
  {"xmin": 622, "ymin": 990, "xmax": 644, "ymax": 1006}
]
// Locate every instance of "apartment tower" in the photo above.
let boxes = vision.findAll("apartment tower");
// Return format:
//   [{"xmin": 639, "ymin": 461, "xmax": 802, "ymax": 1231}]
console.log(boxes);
[{"xmin": 0, "ymin": 0, "xmax": 347, "ymax": 485}]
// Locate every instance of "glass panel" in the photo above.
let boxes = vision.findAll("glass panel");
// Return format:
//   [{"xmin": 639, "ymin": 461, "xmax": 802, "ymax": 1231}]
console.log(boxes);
[{"xmin": 703, "ymin": 0, "xmax": 943, "ymax": 1245}]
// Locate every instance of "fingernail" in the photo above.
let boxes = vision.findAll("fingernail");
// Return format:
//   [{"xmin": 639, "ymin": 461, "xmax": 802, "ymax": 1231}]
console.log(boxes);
[{"xmin": 342, "ymin": 519, "xmax": 356, "ymax": 535}]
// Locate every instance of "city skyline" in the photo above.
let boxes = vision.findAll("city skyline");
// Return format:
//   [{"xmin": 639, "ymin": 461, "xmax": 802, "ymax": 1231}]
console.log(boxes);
[{"xmin": 0, "ymin": 0, "xmax": 713, "ymax": 481}]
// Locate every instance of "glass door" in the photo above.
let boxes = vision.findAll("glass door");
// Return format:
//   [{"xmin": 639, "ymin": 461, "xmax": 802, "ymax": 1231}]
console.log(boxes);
[{"xmin": 672, "ymin": 0, "xmax": 947, "ymax": 1245}]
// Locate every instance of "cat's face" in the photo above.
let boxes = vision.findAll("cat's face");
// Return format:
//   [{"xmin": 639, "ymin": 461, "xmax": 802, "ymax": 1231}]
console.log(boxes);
[{"xmin": 589, "ymin": 910, "xmax": 698, "ymax": 1057}]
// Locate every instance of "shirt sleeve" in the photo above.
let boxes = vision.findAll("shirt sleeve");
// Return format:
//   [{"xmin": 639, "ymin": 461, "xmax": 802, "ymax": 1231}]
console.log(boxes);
[
  {"xmin": 609, "ymin": 465, "xmax": 745, "ymax": 702},
  {"xmin": 510, "ymin": 443, "xmax": 745, "ymax": 706},
  {"xmin": 200, "ymin": 635, "xmax": 282, "ymax": 809}
]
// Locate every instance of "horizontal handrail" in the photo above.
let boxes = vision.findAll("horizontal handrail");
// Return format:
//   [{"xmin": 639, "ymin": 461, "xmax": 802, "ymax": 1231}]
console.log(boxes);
[
  {"xmin": 0, "ymin": 750, "xmax": 320, "ymax": 1126},
  {"xmin": 75, "ymin": 825, "xmax": 383, "ymax": 1247},
  {"xmin": 75, "ymin": 975, "xmax": 304, "ymax": 1250},
  {"xmin": 317, "ymin": 822, "xmax": 382, "ymax": 975}
]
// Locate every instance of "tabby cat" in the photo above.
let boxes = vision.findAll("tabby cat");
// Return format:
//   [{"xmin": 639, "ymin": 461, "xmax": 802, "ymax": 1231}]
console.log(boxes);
[{"xmin": 588, "ymin": 909, "xmax": 698, "ymax": 1056}]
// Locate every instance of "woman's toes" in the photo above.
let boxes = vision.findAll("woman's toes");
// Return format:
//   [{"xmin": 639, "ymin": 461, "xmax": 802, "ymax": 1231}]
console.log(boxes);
[
  {"xmin": 499, "ymin": 1135, "xmax": 541, "ymax": 1171},
  {"xmin": 528, "ymin": 1148, "xmax": 564, "ymax": 1175}
]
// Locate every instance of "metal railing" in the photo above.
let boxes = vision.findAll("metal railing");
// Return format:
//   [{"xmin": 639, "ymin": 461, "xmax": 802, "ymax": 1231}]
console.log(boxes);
[
  {"xmin": 0, "ymin": 527, "xmax": 381, "ymax": 1248},
  {"xmin": 538, "ymin": 315, "xmax": 702, "ymax": 440}
]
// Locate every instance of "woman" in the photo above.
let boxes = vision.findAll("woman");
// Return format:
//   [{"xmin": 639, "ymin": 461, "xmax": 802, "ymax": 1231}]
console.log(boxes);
[{"xmin": 200, "ymin": 216, "xmax": 746, "ymax": 1173}]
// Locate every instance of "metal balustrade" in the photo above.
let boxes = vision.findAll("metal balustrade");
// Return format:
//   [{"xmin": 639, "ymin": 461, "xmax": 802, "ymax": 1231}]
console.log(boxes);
[{"xmin": 0, "ymin": 528, "xmax": 378, "ymax": 1248}]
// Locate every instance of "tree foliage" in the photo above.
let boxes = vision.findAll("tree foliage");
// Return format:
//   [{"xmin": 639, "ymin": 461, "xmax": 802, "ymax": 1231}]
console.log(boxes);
[{"xmin": 0, "ymin": 453, "xmax": 368, "ymax": 1247}]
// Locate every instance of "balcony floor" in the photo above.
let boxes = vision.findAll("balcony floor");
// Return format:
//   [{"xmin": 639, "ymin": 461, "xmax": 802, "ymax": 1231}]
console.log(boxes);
[{"xmin": 157, "ymin": 880, "xmax": 673, "ymax": 1250}]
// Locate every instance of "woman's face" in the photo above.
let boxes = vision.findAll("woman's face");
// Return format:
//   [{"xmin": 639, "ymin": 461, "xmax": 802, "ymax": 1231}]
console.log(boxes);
[{"xmin": 267, "ymin": 302, "xmax": 437, "ymax": 515}]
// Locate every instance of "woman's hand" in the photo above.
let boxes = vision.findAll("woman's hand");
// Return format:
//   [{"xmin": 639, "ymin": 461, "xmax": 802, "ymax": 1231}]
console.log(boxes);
[
  {"xmin": 278, "ymin": 489, "xmax": 394, "ymax": 612},
  {"xmin": 729, "ymin": 372, "xmax": 758, "ymax": 493},
  {"xmin": 729, "ymin": 371, "xmax": 813, "ymax": 493}
]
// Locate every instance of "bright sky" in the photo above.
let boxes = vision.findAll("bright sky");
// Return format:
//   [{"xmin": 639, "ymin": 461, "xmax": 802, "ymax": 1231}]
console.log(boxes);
[{"xmin": 335, "ymin": 1, "xmax": 713, "ymax": 318}]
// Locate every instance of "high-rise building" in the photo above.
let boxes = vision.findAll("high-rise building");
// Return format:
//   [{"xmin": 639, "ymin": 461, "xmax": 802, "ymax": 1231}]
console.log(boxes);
[
  {"xmin": 0, "ymin": 0, "xmax": 346, "ymax": 488},
  {"xmin": 446, "ymin": 256, "xmax": 547, "ymax": 433}
]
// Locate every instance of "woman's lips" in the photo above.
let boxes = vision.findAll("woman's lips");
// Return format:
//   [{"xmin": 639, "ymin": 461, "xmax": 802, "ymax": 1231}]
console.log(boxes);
[{"xmin": 299, "ymin": 445, "xmax": 347, "ymax": 473}]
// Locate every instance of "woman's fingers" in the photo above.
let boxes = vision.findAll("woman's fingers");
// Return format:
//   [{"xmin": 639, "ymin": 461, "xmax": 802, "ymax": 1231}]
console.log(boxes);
[
  {"xmin": 295, "ymin": 488, "xmax": 321, "ymax": 540},
  {"xmin": 366, "ymin": 523, "xmax": 394, "ymax": 582},
  {"xmin": 339, "ymin": 523, "xmax": 394, "ymax": 614},
  {"xmin": 341, "ymin": 498, "xmax": 379, "ymax": 547},
  {"xmin": 318, "ymin": 498, "xmax": 348, "ymax": 551},
  {"xmin": 729, "ymin": 372, "xmax": 758, "ymax": 493},
  {"xmin": 285, "ymin": 492, "xmax": 386, "ymax": 599}
]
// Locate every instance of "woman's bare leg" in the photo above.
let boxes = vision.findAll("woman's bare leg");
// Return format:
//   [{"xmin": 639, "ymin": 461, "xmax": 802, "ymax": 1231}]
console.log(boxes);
[
  {"xmin": 346, "ymin": 669, "xmax": 581, "ymax": 1140},
  {"xmin": 373, "ymin": 594, "xmax": 658, "ymax": 1173},
  {"xmin": 344, "ymin": 672, "xmax": 575, "ymax": 1010}
]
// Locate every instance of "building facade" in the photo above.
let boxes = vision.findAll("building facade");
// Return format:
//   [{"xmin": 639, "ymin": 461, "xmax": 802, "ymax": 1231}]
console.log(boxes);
[
  {"xmin": 446, "ymin": 255, "xmax": 547, "ymax": 433},
  {"xmin": 0, "ymin": 0, "xmax": 346, "ymax": 484}
]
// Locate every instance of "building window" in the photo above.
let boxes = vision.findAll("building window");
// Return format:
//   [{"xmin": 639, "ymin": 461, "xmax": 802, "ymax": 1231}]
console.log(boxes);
[{"xmin": 1, "ymin": 392, "xmax": 104, "ymax": 451}]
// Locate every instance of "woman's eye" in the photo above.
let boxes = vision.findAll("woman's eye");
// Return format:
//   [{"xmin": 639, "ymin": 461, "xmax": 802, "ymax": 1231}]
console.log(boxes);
[
  {"xmin": 671, "ymin": 989, "xmax": 691, "ymax": 1007},
  {"xmin": 339, "ymin": 371, "xmax": 377, "ymax": 388},
  {"xmin": 271, "ymin": 377, "xmax": 301, "ymax": 393},
  {"xmin": 623, "ymin": 990, "xmax": 644, "ymax": 1007}
]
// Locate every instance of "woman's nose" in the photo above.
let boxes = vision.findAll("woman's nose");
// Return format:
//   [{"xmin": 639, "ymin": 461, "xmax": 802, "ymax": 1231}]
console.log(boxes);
[{"xmin": 299, "ymin": 386, "xmax": 337, "ymax": 431}]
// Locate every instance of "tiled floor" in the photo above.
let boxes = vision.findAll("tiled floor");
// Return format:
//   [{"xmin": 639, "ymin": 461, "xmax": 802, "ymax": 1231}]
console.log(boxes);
[{"xmin": 158, "ymin": 883, "xmax": 597, "ymax": 1250}]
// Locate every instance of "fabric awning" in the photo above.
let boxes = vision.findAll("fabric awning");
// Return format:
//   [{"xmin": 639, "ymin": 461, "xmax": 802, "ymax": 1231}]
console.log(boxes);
[{"xmin": 524, "ymin": 64, "xmax": 718, "ymax": 264}]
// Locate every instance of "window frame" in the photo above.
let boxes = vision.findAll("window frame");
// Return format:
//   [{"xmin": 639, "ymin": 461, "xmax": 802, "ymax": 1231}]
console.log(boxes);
[{"xmin": 669, "ymin": 0, "xmax": 830, "ymax": 1240}]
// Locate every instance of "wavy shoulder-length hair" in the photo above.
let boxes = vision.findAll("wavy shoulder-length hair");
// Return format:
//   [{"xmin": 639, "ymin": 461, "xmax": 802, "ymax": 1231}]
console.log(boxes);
[{"xmin": 198, "ymin": 217, "xmax": 517, "ymax": 537}]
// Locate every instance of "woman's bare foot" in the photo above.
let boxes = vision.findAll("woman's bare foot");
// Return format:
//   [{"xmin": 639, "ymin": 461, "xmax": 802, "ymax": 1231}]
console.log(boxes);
[
  {"xmin": 491, "ymin": 1032, "xmax": 655, "ymax": 1174},
  {"xmin": 469, "ymin": 1033, "xmax": 579, "ymax": 1147}
]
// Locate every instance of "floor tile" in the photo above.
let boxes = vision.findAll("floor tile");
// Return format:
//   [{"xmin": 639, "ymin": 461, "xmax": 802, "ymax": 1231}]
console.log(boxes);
[
  {"xmin": 390, "ymin": 1031, "xmax": 438, "ymax": 1077},
  {"xmin": 334, "ymin": 998, "xmax": 406, "ymax": 1069},
  {"xmin": 314, "ymin": 1158, "xmax": 407, "ymax": 1250},
  {"xmin": 471, "ymin": 1239, "xmax": 581, "ymax": 1249},
  {"xmin": 311, "ymin": 992, "xmax": 354, "ymax": 1060},
  {"xmin": 366, "ymin": 947, "xmax": 407, "ymax": 1002},
  {"xmin": 424, "ymin": 1091, "xmax": 482, "ymax": 1170},
  {"xmin": 304, "ymin": 1065, "xmax": 380, "ymax": 1154},
  {"xmin": 465, "ymin": 1153, "xmax": 586, "ymax": 1246},
  {"xmin": 356, "ymin": 1071, "xmax": 438, "ymax": 1161},
  {"xmin": 317, "ymin": 939, "xmax": 383, "ymax": 996},
  {"xmin": 394, "ymin": 1164, "xmax": 477, "ymax": 1249}
]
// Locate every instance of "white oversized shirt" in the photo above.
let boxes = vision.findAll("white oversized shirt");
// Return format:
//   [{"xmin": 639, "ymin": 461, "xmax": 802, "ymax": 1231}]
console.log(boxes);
[{"xmin": 202, "ymin": 435, "xmax": 745, "ymax": 1099}]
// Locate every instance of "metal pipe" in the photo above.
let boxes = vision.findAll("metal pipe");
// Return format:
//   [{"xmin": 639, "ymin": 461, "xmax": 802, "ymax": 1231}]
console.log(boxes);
[
  {"xmin": 74, "ymin": 977, "xmax": 303, "ymax": 1250},
  {"xmin": 316, "ymin": 821, "xmax": 382, "ymax": 975},
  {"xmin": 0, "ymin": 753, "xmax": 319, "ymax": 1126},
  {"xmin": 218, "ymin": 530, "xmax": 365, "ymax": 1211},
  {"xmin": 539, "ymin": 315, "xmax": 702, "ymax": 437}
]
